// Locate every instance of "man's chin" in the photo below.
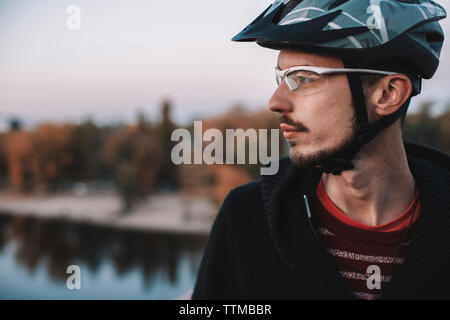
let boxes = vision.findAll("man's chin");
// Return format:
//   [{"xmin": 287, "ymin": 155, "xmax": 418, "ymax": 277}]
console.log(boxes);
[
  {"xmin": 288, "ymin": 142, "xmax": 354, "ymax": 170},
  {"xmin": 289, "ymin": 149, "xmax": 328, "ymax": 170}
]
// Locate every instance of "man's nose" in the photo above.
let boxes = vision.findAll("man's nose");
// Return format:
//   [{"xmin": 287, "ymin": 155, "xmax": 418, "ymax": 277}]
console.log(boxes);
[{"xmin": 268, "ymin": 84, "xmax": 294, "ymax": 114}]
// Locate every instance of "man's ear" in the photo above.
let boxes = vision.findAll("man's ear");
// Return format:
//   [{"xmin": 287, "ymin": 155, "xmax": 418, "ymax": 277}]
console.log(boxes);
[{"xmin": 367, "ymin": 74, "xmax": 412, "ymax": 120}]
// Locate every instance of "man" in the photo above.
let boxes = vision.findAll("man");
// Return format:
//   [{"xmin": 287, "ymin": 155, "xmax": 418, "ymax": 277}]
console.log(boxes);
[{"xmin": 192, "ymin": 0, "xmax": 449, "ymax": 299}]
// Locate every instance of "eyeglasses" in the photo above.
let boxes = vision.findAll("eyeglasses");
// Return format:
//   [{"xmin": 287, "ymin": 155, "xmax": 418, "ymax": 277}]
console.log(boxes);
[{"xmin": 275, "ymin": 65, "xmax": 397, "ymax": 94}]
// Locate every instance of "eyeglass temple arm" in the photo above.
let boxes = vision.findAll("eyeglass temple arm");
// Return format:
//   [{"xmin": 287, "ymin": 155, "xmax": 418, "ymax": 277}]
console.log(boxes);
[
  {"xmin": 319, "ymin": 67, "xmax": 398, "ymax": 76},
  {"xmin": 275, "ymin": 66, "xmax": 398, "ymax": 76}
]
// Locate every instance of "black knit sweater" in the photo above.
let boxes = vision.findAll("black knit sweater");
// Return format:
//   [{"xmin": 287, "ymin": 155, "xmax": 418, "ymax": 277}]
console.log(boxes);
[{"xmin": 192, "ymin": 142, "xmax": 450, "ymax": 299}]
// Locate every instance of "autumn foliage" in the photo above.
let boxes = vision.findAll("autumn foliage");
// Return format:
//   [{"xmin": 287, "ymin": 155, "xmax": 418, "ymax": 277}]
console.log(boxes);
[
  {"xmin": 4, "ymin": 124, "xmax": 74, "ymax": 192},
  {"xmin": 0, "ymin": 100, "xmax": 448, "ymax": 209}
]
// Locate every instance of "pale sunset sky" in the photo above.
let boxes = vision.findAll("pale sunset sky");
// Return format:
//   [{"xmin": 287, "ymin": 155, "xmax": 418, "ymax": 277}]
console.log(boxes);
[{"xmin": 0, "ymin": 0, "xmax": 449, "ymax": 129}]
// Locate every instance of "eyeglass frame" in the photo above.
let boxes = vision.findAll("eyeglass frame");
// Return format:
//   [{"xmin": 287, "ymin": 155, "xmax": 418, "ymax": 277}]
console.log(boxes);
[{"xmin": 275, "ymin": 65, "xmax": 398, "ymax": 92}]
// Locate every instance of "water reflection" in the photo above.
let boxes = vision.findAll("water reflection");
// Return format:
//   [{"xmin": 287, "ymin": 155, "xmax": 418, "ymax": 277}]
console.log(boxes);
[{"xmin": 0, "ymin": 213, "xmax": 207, "ymax": 299}]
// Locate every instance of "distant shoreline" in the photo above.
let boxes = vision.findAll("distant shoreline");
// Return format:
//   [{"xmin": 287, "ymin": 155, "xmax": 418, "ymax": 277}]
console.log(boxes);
[{"xmin": 0, "ymin": 192, "xmax": 216, "ymax": 236}]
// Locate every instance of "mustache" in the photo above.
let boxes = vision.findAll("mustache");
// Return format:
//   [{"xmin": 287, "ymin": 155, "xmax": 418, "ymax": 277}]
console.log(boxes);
[{"xmin": 279, "ymin": 115, "xmax": 309, "ymax": 132}]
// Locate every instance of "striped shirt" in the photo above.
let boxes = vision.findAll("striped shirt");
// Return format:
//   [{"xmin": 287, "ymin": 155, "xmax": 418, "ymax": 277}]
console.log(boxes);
[{"xmin": 313, "ymin": 179, "xmax": 421, "ymax": 300}]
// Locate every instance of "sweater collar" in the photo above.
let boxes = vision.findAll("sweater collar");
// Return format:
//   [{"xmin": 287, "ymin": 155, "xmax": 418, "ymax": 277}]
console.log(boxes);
[
  {"xmin": 260, "ymin": 143, "xmax": 450, "ymax": 299},
  {"xmin": 260, "ymin": 157, "xmax": 355, "ymax": 298},
  {"xmin": 382, "ymin": 151, "xmax": 450, "ymax": 298}
]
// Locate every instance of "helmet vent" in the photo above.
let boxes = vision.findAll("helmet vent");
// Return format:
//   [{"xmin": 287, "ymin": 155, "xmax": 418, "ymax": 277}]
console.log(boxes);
[
  {"xmin": 427, "ymin": 30, "xmax": 444, "ymax": 42},
  {"xmin": 277, "ymin": 0, "xmax": 304, "ymax": 22},
  {"xmin": 328, "ymin": 0, "xmax": 350, "ymax": 10},
  {"xmin": 395, "ymin": 0, "xmax": 420, "ymax": 3}
]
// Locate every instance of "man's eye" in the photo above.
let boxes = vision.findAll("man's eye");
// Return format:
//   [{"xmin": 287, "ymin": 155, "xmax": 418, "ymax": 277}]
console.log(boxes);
[
  {"xmin": 296, "ymin": 76, "xmax": 316, "ymax": 84},
  {"xmin": 289, "ymin": 70, "xmax": 320, "ymax": 86}
]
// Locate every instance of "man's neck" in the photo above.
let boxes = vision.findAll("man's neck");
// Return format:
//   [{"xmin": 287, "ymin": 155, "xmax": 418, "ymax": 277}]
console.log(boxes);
[{"xmin": 321, "ymin": 132, "xmax": 416, "ymax": 227}]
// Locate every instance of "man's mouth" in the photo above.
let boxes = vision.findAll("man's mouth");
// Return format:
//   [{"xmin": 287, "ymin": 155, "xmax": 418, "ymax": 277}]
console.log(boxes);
[{"xmin": 280, "ymin": 124, "xmax": 303, "ymax": 139}]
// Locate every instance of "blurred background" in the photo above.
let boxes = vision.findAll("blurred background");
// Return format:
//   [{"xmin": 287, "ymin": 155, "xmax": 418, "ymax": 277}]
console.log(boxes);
[{"xmin": 0, "ymin": 0, "xmax": 449, "ymax": 299}]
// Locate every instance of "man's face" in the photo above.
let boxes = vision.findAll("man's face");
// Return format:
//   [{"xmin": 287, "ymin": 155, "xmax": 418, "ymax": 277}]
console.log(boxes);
[{"xmin": 268, "ymin": 49, "xmax": 358, "ymax": 169}]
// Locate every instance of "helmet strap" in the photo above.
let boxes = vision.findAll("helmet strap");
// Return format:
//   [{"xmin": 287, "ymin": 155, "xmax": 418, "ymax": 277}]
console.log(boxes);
[{"xmin": 316, "ymin": 58, "xmax": 410, "ymax": 175}]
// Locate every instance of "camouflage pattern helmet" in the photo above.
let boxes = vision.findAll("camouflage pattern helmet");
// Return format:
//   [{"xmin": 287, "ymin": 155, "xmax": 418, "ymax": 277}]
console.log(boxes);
[{"xmin": 232, "ymin": 0, "xmax": 447, "ymax": 94}]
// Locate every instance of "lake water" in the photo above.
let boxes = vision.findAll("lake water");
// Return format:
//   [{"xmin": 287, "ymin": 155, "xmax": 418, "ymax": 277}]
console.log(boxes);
[{"xmin": 0, "ymin": 213, "xmax": 208, "ymax": 299}]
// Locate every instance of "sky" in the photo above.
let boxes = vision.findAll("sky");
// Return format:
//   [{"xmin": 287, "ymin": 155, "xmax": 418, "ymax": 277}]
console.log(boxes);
[{"xmin": 0, "ymin": 0, "xmax": 449, "ymax": 130}]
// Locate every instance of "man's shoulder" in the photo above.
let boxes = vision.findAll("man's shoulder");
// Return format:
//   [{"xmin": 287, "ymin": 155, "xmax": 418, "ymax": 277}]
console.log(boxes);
[
  {"xmin": 217, "ymin": 157, "xmax": 292, "ymax": 226},
  {"xmin": 228, "ymin": 179, "xmax": 262, "ymax": 199},
  {"xmin": 225, "ymin": 156, "xmax": 291, "ymax": 200},
  {"xmin": 405, "ymin": 143, "xmax": 450, "ymax": 193},
  {"xmin": 405, "ymin": 142, "xmax": 450, "ymax": 173},
  {"xmin": 221, "ymin": 157, "xmax": 292, "ymax": 210},
  {"xmin": 223, "ymin": 179, "xmax": 263, "ymax": 215}
]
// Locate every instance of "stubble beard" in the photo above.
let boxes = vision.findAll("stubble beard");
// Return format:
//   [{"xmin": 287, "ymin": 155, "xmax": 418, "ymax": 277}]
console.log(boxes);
[{"xmin": 288, "ymin": 114, "xmax": 358, "ymax": 170}]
